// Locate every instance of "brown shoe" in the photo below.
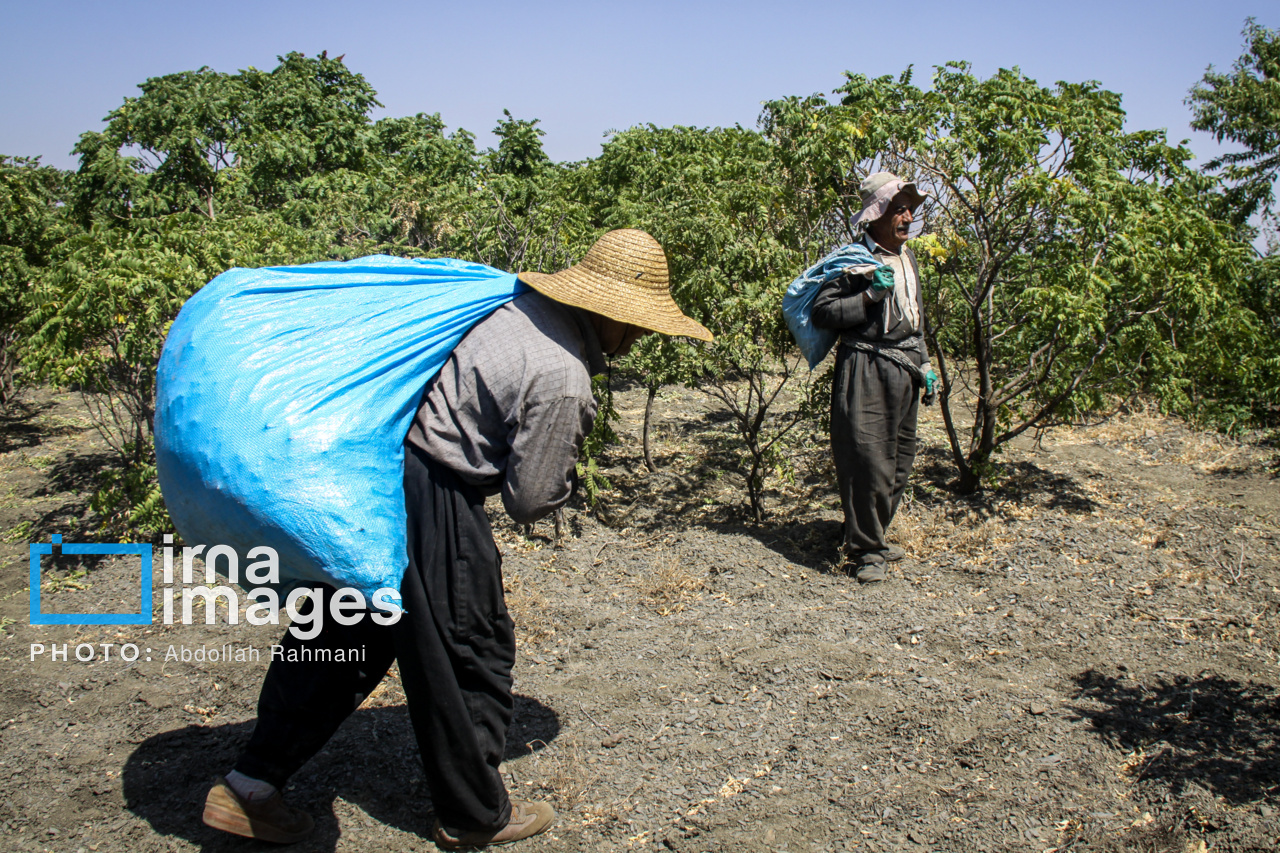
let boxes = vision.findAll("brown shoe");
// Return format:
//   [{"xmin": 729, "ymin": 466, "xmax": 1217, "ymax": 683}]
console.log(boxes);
[
  {"xmin": 432, "ymin": 799, "xmax": 555, "ymax": 849},
  {"xmin": 202, "ymin": 778, "xmax": 314, "ymax": 844}
]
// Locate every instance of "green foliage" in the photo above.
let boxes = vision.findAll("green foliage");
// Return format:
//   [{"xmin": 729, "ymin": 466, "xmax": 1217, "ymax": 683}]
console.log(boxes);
[
  {"xmin": 69, "ymin": 130, "xmax": 155, "ymax": 226},
  {"xmin": 234, "ymin": 51, "xmax": 381, "ymax": 209},
  {"xmin": 375, "ymin": 111, "xmax": 475, "ymax": 181},
  {"xmin": 8, "ymin": 47, "xmax": 1275, "ymax": 535},
  {"xmin": 442, "ymin": 158, "xmax": 593, "ymax": 274},
  {"xmin": 0, "ymin": 156, "xmax": 69, "ymax": 402},
  {"xmin": 838, "ymin": 63, "xmax": 1257, "ymax": 490},
  {"xmin": 576, "ymin": 374, "xmax": 619, "ymax": 508},
  {"xmin": 1188, "ymin": 19, "xmax": 1280, "ymax": 228},
  {"xmin": 403, "ymin": 111, "xmax": 596, "ymax": 274},
  {"xmin": 23, "ymin": 214, "xmax": 329, "ymax": 533},
  {"xmin": 372, "ymin": 112, "xmax": 479, "ymax": 249},
  {"xmin": 97, "ymin": 66, "xmax": 243, "ymax": 220},
  {"xmin": 1186, "ymin": 19, "xmax": 1280, "ymax": 428},
  {"xmin": 590, "ymin": 122, "xmax": 821, "ymax": 521},
  {"xmin": 1241, "ymin": 252, "xmax": 1280, "ymax": 422},
  {"xmin": 89, "ymin": 446, "xmax": 169, "ymax": 538},
  {"xmin": 72, "ymin": 52, "xmax": 382, "ymax": 227},
  {"xmin": 490, "ymin": 110, "xmax": 551, "ymax": 179}
]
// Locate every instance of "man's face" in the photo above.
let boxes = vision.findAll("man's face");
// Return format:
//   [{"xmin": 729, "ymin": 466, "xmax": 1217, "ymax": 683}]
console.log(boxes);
[
  {"xmin": 868, "ymin": 191, "xmax": 915, "ymax": 251},
  {"xmin": 599, "ymin": 318, "xmax": 649, "ymax": 357}
]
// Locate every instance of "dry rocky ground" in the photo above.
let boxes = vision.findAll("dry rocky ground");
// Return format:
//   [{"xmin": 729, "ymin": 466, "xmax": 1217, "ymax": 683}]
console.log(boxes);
[{"xmin": 0, "ymin": 382, "xmax": 1277, "ymax": 853}]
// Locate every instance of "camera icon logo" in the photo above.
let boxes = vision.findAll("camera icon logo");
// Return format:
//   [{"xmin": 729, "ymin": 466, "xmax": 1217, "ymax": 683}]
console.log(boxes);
[{"xmin": 29, "ymin": 535, "xmax": 153, "ymax": 625}]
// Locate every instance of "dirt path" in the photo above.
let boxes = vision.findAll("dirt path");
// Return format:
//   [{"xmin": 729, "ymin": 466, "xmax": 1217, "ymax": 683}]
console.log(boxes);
[{"xmin": 1, "ymin": 386, "xmax": 1277, "ymax": 852}]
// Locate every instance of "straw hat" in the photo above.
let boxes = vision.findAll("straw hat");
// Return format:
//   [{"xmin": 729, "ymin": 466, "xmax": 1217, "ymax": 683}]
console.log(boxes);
[{"xmin": 518, "ymin": 229, "xmax": 712, "ymax": 342}]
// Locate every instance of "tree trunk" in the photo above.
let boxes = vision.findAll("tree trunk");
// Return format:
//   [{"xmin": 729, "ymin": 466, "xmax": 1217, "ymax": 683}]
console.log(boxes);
[
  {"xmin": 746, "ymin": 444, "xmax": 766, "ymax": 524},
  {"xmin": 0, "ymin": 335, "xmax": 15, "ymax": 407},
  {"xmin": 747, "ymin": 468, "xmax": 764, "ymax": 523},
  {"xmin": 955, "ymin": 269, "xmax": 997, "ymax": 494},
  {"xmin": 934, "ymin": 360, "xmax": 981, "ymax": 494},
  {"xmin": 956, "ymin": 457, "xmax": 981, "ymax": 494}
]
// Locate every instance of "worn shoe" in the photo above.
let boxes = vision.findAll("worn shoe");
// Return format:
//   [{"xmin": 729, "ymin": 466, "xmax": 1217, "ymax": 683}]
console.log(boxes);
[
  {"xmin": 855, "ymin": 562, "xmax": 887, "ymax": 584},
  {"xmin": 883, "ymin": 544, "xmax": 906, "ymax": 562},
  {"xmin": 202, "ymin": 778, "xmax": 314, "ymax": 844},
  {"xmin": 433, "ymin": 799, "xmax": 555, "ymax": 849}
]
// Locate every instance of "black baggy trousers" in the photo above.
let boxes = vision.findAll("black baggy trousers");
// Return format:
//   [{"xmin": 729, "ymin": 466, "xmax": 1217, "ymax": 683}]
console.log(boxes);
[
  {"xmin": 830, "ymin": 342, "xmax": 920, "ymax": 561},
  {"xmin": 234, "ymin": 443, "xmax": 516, "ymax": 832}
]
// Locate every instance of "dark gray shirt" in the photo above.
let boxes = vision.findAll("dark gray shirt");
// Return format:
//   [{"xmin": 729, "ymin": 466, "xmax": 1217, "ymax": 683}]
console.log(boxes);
[
  {"xmin": 811, "ymin": 234, "xmax": 931, "ymax": 369},
  {"xmin": 406, "ymin": 291, "xmax": 606, "ymax": 524}
]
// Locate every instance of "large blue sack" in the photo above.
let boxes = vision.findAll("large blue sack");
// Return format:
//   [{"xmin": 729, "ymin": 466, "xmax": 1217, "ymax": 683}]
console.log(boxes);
[
  {"xmin": 782, "ymin": 242, "xmax": 882, "ymax": 370},
  {"xmin": 155, "ymin": 254, "xmax": 528, "ymax": 598}
]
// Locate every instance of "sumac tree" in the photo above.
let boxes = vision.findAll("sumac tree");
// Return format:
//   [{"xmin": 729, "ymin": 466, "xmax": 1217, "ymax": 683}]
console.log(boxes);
[{"xmin": 841, "ymin": 64, "xmax": 1254, "ymax": 491}]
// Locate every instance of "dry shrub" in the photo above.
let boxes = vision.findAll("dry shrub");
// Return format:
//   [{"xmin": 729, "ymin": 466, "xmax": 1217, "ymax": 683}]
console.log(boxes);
[
  {"xmin": 638, "ymin": 549, "xmax": 706, "ymax": 615},
  {"xmin": 891, "ymin": 505, "xmax": 1006, "ymax": 563},
  {"xmin": 888, "ymin": 506, "xmax": 936, "ymax": 558},
  {"xmin": 947, "ymin": 517, "xmax": 1009, "ymax": 558},
  {"xmin": 1169, "ymin": 433, "xmax": 1251, "ymax": 472},
  {"xmin": 1073, "ymin": 406, "xmax": 1260, "ymax": 474},
  {"xmin": 529, "ymin": 738, "xmax": 598, "ymax": 811}
]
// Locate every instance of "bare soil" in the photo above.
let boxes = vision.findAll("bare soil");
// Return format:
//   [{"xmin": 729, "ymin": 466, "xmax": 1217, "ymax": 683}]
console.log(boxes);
[{"xmin": 1, "ymin": 383, "xmax": 1278, "ymax": 853}]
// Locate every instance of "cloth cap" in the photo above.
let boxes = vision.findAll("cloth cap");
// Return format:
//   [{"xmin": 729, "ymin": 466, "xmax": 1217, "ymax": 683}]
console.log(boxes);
[
  {"xmin": 517, "ymin": 229, "xmax": 713, "ymax": 342},
  {"xmin": 850, "ymin": 172, "xmax": 927, "ymax": 230}
]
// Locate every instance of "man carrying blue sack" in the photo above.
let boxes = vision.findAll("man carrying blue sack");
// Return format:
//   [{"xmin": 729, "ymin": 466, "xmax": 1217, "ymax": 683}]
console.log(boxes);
[
  {"xmin": 812, "ymin": 173, "xmax": 938, "ymax": 585},
  {"xmin": 201, "ymin": 229, "xmax": 712, "ymax": 848}
]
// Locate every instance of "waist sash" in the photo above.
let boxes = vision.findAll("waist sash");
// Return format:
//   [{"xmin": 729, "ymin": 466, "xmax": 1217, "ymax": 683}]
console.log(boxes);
[{"xmin": 839, "ymin": 334, "xmax": 925, "ymax": 386}]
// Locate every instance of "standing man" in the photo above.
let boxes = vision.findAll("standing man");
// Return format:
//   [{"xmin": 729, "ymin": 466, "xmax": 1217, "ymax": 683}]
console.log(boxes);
[
  {"xmin": 201, "ymin": 229, "xmax": 711, "ymax": 848},
  {"xmin": 811, "ymin": 173, "xmax": 937, "ymax": 584}
]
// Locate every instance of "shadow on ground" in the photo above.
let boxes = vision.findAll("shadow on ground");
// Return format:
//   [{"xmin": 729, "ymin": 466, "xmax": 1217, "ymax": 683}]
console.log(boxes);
[
  {"xmin": 760, "ymin": 518, "xmax": 845, "ymax": 572},
  {"xmin": 685, "ymin": 448, "xmax": 1106, "ymax": 573},
  {"xmin": 913, "ymin": 447, "xmax": 1101, "ymax": 515},
  {"xmin": 42, "ymin": 449, "xmax": 115, "ymax": 498},
  {"xmin": 1071, "ymin": 668, "xmax": 1280, "ymax": 805},
  {"xmin": 0, "ymin": 398, "xmax": 60, "ymax": 453},
  {"xmin": 122, "ymin": 694, "xmax": 560, "ymax": 852},
  {"xmin": 567, "ymin": 413, "xmax": 1113, "ymax": 579}
]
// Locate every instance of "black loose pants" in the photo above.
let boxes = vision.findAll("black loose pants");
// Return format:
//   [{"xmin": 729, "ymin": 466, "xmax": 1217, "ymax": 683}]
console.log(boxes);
[
  {"xmin": 235, "ymin": 443, "xmax": 516, "ymax": 831},
  {"xmin": 830, "ymin": 342, "xmax": 920, "ymax": 561}
]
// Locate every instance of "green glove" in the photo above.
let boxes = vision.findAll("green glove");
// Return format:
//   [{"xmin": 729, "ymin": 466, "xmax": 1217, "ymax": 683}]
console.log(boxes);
[
  {"xmin": 922, "ymin": 367, "xmax": 939, "ymax": 406},
  {"xmin": 870, "ymin": 265, "xmax": 895, "ymax": 293}
]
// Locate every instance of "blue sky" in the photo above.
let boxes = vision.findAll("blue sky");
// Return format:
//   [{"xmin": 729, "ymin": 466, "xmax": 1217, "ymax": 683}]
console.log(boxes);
[{"xmin": 1, "ymin": 1, "xmax": 1271, "ymax": 170}]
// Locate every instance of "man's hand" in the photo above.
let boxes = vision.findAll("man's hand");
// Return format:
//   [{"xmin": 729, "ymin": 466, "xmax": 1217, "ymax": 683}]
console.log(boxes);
[
  {"xmin": 922, "ymin": 367, "xmax": 939, "ymax": 406},
  {"xmin": 870, "ymin": 265, "xmax": 895, "ymax": 293}
]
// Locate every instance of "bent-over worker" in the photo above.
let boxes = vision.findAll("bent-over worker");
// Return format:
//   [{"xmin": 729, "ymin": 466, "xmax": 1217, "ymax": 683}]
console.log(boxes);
[{"xmin": 201, "ymin": 229, "xmax": 712, "ymax": 848}]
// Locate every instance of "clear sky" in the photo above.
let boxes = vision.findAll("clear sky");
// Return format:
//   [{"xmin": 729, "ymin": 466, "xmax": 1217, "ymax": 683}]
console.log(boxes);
[{"xmin": 0, "ymin": 0, "xmax": 1271, "ymax": 170}]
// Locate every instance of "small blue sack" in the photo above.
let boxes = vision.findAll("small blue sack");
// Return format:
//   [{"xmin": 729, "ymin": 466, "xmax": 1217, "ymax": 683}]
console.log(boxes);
[
  {"xmin": 155, "ymin": 255, "xmax": 528, "ymax": 598},
  {"xmin": 782, "ymin": 243, "xmax": 881, "ymax": 370}
]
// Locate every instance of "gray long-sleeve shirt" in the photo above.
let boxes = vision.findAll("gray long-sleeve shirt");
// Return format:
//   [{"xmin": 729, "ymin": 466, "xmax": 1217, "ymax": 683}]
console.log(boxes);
[{"xmin": 405, "ymin": 291, "xmax": 606, "ymax": 524}]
